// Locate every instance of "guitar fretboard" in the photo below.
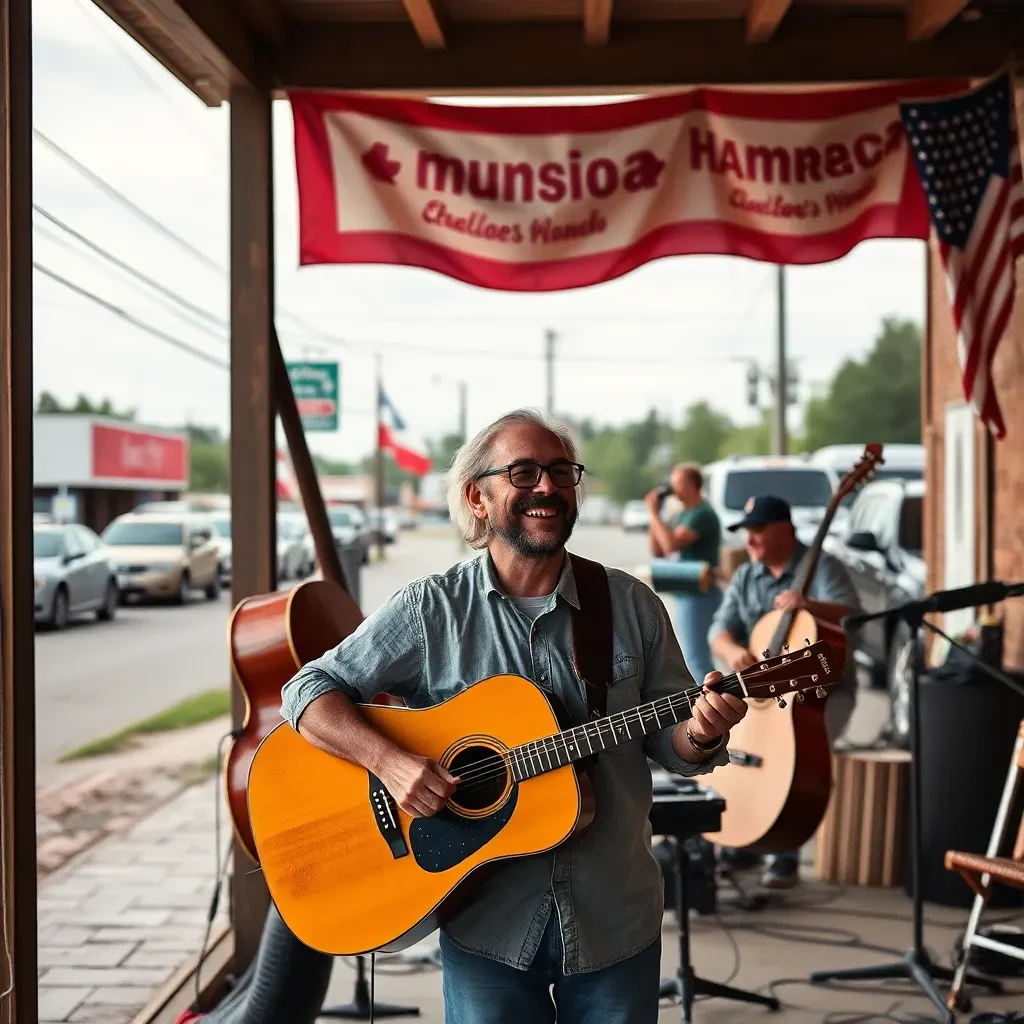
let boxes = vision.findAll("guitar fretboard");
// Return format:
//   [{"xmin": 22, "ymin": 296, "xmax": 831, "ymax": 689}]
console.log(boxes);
[{"xmin": 506, "ymin": 675, "xmax": 745, "ymax": 782}]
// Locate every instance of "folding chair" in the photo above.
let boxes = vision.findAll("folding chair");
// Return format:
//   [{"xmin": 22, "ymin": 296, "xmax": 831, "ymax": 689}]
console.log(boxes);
[{"xmin": 945, "ymin": 719, "xmax": 1024, "ymax": 1011}]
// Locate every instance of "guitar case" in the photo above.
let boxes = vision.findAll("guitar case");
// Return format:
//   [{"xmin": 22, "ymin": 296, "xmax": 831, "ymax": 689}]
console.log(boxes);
[{"xmin": 186, "ymin": 903, "xmax": 332, "ymax": 1024}]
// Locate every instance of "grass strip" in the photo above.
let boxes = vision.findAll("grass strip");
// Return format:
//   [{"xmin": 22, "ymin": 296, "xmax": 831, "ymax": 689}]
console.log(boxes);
[{"xmin": 59, "ymin": 688, "xmax": 231, "ymax": 760}]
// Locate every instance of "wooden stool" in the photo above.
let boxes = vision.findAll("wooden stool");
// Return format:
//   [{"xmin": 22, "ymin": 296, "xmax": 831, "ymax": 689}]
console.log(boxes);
[{"xmin": 814, "ymin": 749, "xmax": 910, "ymax": 886}]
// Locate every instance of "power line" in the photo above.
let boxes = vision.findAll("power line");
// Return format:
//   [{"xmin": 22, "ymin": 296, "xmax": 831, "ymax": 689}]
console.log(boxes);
[
  {"xmin": 33, "ymin": 205, "xmax": 228, "ymax": 333},
  {"xmin": 34, "ymin": 262, "xmax": 228, "ymax": 370},
  {"xmin": 34, "ymin": 129, "xmax": 224, "ymax": 273}
]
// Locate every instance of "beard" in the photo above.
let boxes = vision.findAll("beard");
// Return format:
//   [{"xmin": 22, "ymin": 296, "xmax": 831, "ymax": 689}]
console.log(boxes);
[{"xmin": 491, "ymin": 493, "xmax": 578, "ymax": 558}]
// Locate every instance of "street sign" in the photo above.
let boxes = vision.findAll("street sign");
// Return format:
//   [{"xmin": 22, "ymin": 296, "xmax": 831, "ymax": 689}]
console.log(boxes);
[{"xmin": 286, "ymin": 361, "xmax": 339, "ymax": 432}]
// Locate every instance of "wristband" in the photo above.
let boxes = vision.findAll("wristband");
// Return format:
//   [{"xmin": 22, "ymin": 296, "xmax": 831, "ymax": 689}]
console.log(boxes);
[{"xmin": 686, "ymin": 723, "xmax": 724, "ymax": 754}]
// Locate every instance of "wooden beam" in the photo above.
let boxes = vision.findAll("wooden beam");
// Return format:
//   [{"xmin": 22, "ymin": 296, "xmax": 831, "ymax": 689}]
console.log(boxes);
[
  {"xmin": 274, "ymin": 12, "xmax": 1024, "ymax": 92},
  {"xmin": 90, "ymin": 0, "xmax": 263, "ymax": 105},
  {"xmin": 227, "ymin": 0, "xmax": 286, "ymax": 47},
  {"xmin": 229, "ymin": 82, "xmax": 275, "ymax": 973},
  {"xmin": 0, "ymin": 2, "xmax": 37, "ymax": 1023},
  {"xmin": 584, "ymin": 0, "xmax": 612, "ymax": 46},
  {"xmin": 400, "ymin": 0, "xmax": 445, "ymax": 48},
  {"xmin": 746, "ymin": 0, "xmax": 794, "ymax": 44},
  {"xmin": 907, "ymin": 0, "xmax": 971, "ymax": 42}
]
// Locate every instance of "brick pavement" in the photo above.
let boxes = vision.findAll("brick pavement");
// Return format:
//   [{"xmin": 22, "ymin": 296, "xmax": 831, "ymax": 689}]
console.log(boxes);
[{"xmin": 37, "ymin": 778, "xmax": 229, "ymax": 1024}]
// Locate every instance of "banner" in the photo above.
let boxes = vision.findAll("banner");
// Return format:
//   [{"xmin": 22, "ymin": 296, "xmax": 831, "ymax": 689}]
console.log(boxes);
[
  {"xmin": 286, "ymin": 361, "xmax": 339, "ymax": 432},
  {"xmin": 290, "ymin": 80, "xmax": 963, "ymax": 292}
]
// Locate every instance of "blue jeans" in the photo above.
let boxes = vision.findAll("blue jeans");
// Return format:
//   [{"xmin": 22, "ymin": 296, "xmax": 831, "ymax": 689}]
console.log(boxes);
[
  {"xmin": 674, "ymin": 585, "xmax": 722, "ymax": 683},
  {"xmin": 439, "ymin": 913, "xmax": 661, "ymax": 1024}
]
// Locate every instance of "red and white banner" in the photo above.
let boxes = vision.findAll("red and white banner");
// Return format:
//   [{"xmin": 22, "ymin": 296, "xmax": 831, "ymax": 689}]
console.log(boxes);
[{"xmin": 290, "ymin": 80, "xmax": 963, "ymax": 292}]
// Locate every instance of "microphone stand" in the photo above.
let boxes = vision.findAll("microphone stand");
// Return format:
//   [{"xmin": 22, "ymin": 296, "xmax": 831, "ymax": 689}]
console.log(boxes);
[{"xmin": 808, "ymin": 581, "xmax": 1023, "ymax": 1017}]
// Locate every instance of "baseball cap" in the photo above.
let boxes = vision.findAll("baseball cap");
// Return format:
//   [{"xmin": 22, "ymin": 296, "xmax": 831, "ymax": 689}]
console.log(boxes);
[{"xmin": 727, "ymin": 495, "xmax": 792, "ymax": 532}]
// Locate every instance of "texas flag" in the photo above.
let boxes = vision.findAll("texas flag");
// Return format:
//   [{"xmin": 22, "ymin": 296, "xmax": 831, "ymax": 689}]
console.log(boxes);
[{"xmin": 378, "ymin": 389, "xmax": 432, "ymax": 477}]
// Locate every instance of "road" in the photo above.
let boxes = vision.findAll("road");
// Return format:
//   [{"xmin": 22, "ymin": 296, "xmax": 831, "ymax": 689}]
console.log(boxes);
[{"xmin": 34, "ymin": 525, "xmax": 653, "ymax": 766}]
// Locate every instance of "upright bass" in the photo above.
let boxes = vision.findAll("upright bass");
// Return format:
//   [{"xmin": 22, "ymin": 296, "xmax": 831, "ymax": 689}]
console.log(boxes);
[{"xmin": 703, "ymin": 443, "xmax": 884, "ymax": 853}]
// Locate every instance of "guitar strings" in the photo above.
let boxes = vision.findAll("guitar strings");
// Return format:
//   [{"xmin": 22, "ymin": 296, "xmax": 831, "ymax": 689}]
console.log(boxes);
[
  {"xmin": 445, "ymin": 657, "xmax": 820, "ymax": 795},
  {"xmin": 445, "ymin": 675, "xmax": 748, "ymax": 794}
]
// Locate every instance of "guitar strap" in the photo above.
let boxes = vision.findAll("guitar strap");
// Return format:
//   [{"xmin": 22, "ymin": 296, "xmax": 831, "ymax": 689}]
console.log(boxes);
[{"xmin": 567, "ymin": 552, "xmax": 612, "ymax": 719}]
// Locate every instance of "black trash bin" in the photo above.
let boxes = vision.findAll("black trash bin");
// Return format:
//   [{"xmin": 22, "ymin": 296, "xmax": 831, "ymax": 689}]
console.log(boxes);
[{"xmin": 911, "ymin": 646, "xmax": 1024, "ymax": 908}]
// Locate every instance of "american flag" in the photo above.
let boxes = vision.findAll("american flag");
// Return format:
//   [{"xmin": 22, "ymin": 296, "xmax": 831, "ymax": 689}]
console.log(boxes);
[{"xmin": 900, "ymin": 71, "xmax": 1024, "ymax": 439}]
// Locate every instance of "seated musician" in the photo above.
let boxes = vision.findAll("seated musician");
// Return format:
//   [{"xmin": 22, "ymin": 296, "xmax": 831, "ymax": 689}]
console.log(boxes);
[
  {"xmin": 280, "ymin": 408, "xmax": 747, "ymax": 1024},
  {"xmin": 708, "ymin": 494, "xmax": 861, "ymax": 890}
]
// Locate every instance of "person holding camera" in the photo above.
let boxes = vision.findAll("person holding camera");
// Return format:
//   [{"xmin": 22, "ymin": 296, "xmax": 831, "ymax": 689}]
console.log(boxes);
[{"xmin": 646, "ymin": 463, "xmax": 722, "ymax": 681}]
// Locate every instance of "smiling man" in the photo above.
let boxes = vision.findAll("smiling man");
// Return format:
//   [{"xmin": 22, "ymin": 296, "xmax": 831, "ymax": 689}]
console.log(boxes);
[{"xmin": 280, "ymin": 408, "xmax": 747, "ymax": 1024}]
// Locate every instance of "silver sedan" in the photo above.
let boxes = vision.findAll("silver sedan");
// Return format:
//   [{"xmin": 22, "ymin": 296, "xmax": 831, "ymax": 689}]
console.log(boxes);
[{"xmin": 34, "ymin": 524, "xmax": 120, "ymax": 630}]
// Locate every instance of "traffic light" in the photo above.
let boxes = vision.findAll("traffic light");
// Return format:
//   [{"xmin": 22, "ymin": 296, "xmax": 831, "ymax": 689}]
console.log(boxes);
[{"xmin": 746, "ymin": 363, "xmax": 760, "ymax": 407}]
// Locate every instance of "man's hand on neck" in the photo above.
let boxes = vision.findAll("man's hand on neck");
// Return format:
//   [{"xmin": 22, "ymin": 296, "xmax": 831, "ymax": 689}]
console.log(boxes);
[{"xmin": 488, "ymin": 540, "xmax": 565, "ymax": 597}]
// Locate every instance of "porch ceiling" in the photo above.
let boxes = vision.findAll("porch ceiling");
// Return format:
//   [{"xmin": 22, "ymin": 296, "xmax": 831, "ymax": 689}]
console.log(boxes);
[{"xmin": 88, "ymin": 0, "xmax": 1024, "ymax": 105}]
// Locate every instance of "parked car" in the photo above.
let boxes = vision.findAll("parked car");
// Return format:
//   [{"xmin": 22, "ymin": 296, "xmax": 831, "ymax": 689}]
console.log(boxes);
[
  {"xmin": 34, "ymin": 524, "xmax": 119, "ymax": 629},
  {"xmin": 211, "ymin": 513, "xmax": 232, "ymax": 585},
  {"xmin": 703, "ymin": 455, "xmax": 842, "ymax": 543},
  {"xmin": 102, "ymin": 511, "xmax": 222, "ymax": 604},
  {"xmin": 824, "ymin": 478, "xmax": 925, "ymax": 746},
  {"xmin": 621, "ymin": 500, "xmax": 649, "ymax": 532},
  {"xmin": 276, "ymin": 514, "xmax": 310, "ymax": 581},
  {"xmin": 278, "ymin": 511, "xmax": 316, "ymax": 578},
  {"xmin": 366, "ymin": 508, "xmax": 400, "ymax": 545},
  {"xmin": 326, "ymin": 505, "xmax": 372, "ymax": 565}
]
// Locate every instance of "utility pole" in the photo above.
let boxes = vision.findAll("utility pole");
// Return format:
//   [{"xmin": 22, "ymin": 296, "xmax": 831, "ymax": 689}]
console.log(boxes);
[
  {"xmin": 773, "ymin": 264, "xmax": 788, "ymax": 456},
  {"xmin": 374, "ymin": 353, "xmax": 385, "ymax": 562},
  {"xmin": 458, "ymin": 380, "xmax": 468, "ymax": 445},
  {"xmin": 545, "ymin": 328, "xmax": 556, "ymax": 415}
]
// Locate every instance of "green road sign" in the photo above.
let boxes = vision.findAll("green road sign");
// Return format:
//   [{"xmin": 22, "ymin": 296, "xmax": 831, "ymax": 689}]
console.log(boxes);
[{"xmin": 286, "ymin": 361, "xmax": 339, "ymax": 432}]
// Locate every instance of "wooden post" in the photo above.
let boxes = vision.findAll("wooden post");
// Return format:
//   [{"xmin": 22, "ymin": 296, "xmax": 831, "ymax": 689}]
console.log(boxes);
[
  {"xmin": 0, "ymin": 2, "xmax": 37, "ymax": 1022},
  {"xmin": 229, "ymin": 81, "xmax": 275, "ymax": 972},
  {"xmin": 270, "ymin": 329, "xmax": 350, "ymax": 593}
]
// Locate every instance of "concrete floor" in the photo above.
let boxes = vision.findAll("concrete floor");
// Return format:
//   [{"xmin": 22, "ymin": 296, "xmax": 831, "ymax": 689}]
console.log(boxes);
[{"xmin": 321, "ymin": 878, "xmax": 1024, "ymax": 1022}]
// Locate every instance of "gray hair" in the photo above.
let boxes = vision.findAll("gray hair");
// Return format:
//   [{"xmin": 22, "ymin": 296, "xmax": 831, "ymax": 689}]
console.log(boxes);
[{"xmin": 446, "ymin": 408, "xmax": 585, "ymax": 549}]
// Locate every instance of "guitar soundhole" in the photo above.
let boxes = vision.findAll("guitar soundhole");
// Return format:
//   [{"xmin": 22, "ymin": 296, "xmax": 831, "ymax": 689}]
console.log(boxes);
[{"xmin": 449, "ymin": 744, "xmax": 508, "ymax": 814}]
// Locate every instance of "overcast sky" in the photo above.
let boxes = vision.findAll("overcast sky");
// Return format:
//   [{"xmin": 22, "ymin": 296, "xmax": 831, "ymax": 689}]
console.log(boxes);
[{"xmin": 30, "ymin": 0, "xmax": 928, "ymax": 466}]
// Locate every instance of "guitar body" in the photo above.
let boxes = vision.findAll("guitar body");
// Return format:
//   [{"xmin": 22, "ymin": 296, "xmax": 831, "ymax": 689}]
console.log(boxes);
[
  {"xmin": 247, "ymin": 674, "xmax": 594, "ymax": 956},
  {"xmin": 226, "ymin": 579, "xmax": 364, "ymax": 861},
  {"xmin": 703, "ymin": 610, "xmax": 846, "ymax": 853}
]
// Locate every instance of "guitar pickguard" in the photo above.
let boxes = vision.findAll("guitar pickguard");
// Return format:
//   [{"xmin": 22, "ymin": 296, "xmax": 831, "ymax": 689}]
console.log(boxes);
[{"xmin": 408, "ymin": 788, "xmax": 518, "ymax": 873}]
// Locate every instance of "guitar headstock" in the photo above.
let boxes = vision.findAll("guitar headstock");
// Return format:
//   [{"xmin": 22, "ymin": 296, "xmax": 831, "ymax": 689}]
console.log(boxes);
[
  {"xmin": 832, "ymin": 443, "xmax": 885, "ymax": 509},
  {"xmin": 737, "ymin": 639, "xmax": 843, "ymax": 707}
]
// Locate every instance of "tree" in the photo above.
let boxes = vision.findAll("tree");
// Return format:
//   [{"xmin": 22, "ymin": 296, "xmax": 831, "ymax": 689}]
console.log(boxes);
[
  {"xmin": 427, "ymin": 433, "xmax": 465, "ymax": 473},
  {"xmin": 190, "ymin": 441, "xmax": 229, "ymax": 492},
  {"xmin": 36, "ymin": 391, "xmax": 136, "ymax": 420},
  {"xmin": 803, "ymin": 317, "xmax": 921, "ymax": 450},
  {"xmin": 674, "ymin": 402, "xmax": 733, "ymax": 466}
]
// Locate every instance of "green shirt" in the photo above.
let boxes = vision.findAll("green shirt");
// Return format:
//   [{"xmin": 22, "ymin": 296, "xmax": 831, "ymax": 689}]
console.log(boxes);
[{"xmin": 673, "ymin": 499, "xmax": 721, "ymax": 567}]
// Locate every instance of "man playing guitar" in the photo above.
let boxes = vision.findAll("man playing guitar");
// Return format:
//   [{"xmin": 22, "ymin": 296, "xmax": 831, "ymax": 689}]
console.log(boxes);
[
  {"xmin": 709, "ymin": 494, "xmax": 861, "ymax": 889},
  {"xmin": 280, "ymin": 408, "xmax": 747, "ymax": 1024}
]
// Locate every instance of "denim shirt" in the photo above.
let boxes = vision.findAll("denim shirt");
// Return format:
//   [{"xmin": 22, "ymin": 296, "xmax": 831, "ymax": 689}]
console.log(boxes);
[{"xmin": 280, "ymin": 550, "xmax": 729, "ymax": 974}]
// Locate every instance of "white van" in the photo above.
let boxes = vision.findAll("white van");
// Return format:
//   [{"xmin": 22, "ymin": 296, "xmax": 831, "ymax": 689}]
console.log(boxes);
[
  {"xmin": 703, "ymin": 454, "xmax": 841, "ymax": 544},
  {"xmin": 808, "ymin": 443, "xmax": 924, "ymax": 507}
]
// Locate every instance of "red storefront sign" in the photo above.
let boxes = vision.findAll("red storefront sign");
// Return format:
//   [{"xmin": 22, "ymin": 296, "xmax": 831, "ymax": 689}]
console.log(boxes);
[{"xmin": 91, "ymin": 423, "xmax": 189, "ymax": 485}]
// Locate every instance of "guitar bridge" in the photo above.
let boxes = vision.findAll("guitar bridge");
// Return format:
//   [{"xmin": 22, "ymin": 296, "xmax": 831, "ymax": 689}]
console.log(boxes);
[{"xmin": 368, "ymin": 773, "xmax": 408, "ymax": 859}]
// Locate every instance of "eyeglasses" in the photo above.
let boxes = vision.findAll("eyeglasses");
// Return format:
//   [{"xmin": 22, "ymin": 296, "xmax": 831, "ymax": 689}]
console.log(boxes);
[{"xmin": 476, "ymin": 460, "xmax": 586, "ymax": 489}]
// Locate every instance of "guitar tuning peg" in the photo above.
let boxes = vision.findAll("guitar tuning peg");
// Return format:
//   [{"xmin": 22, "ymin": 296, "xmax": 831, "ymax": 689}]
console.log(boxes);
[
  {"xmin": 795, "ymin": 692, "xmax": 805, "ymax": 703},
  {"xmin": 782, "ymin": 644, "xmax": 790, "ymax": 654},
  {"xmin": 815, "ymin": 686, "xmax": 827, "ymax": 699},
  {"xmin": 804, "ymin": 637, "xmax": 811, "ymax": 646},
  {"xmin": 761, "ymin": 649, "xmax": 772, "ymax": 659},
  {"xmin": 776, "ymin": 697, "xmax": 787, "ymax": 709}
]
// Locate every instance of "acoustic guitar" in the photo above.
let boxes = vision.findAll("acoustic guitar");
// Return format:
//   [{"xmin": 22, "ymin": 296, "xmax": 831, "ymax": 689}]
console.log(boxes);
[
  {"xmin": 226, "ymin": 578, "xmax": 364, "ymax": 861},
  {"xmin": 702, "ymin": 443, "xmax": 884, "ymax": 854},
  {"xmin": 246, "ymin": 641, "xmax": 842, "ymax": 956}
]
